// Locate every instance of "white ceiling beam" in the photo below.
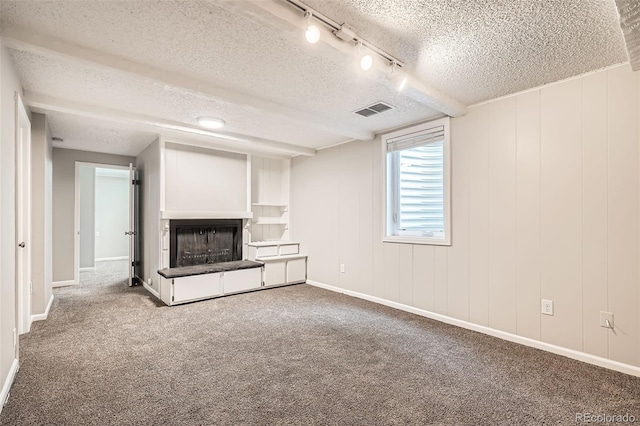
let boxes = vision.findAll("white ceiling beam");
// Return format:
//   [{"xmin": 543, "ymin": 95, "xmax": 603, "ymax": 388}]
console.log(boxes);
[
  {"xmin": 241, "ymin": 0, "xmax": 467, "ymax": 117},
  {"xmin": 1, "ymin": 26, "xmax": 375, "ymax": 141},
  {"xmin": 25, "ymin": 92, "xmax": 316, "ymax": 157}
]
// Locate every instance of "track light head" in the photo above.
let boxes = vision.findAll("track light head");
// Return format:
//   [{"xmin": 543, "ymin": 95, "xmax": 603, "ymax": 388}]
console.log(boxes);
[
  {"xmin": 304, "ymin": 11, "xmax": 320, "ymax": 44},
  {"xmin": 388, "ymin": 61, "xmax": 408, "ymax": 91},
  {"xmin": 360, "ymin": 54, "xmax": 373, "ymax": 71}
]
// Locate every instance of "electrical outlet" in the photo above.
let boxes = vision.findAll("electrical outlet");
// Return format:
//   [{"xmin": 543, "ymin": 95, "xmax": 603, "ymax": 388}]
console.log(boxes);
[
  {"xmin": 340, "ymin": 264, "xmax": 345, "ymax": 273},
  {"xmin": 600, "ymin": 311, "xmax": 614, "ymax": 329},
  {"xmin": 541, "ymin": 299, "xmax": 554, "ymax": 316},
  {"xmin": 148, "ymin": 278, "xmax": 153, "ymax": 286}
]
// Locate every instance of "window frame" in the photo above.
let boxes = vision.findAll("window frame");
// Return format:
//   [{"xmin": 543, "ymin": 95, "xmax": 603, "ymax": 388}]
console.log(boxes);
[{"xmin": 381, "ymin": 117, "xmax": 451, "ymax": 246}]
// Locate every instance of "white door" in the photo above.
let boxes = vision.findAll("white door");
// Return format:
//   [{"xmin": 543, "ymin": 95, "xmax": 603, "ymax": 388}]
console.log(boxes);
[
  {"xmin": 127, "ymin": 164, "xmax": 134, "ymax": 286},
  {"xmin": 15, "ymin": 93, "xmax": 31, "ymax": 335}
]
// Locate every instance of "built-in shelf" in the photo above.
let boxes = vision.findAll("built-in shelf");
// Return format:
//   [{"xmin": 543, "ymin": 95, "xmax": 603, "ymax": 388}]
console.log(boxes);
[
  {"xmin": 253, "ymin": 220, "xmax": 288, "ymax": 226},
  {"xmin": 251, "ymin": 203, "xmax": 287, "ymax": 209}
]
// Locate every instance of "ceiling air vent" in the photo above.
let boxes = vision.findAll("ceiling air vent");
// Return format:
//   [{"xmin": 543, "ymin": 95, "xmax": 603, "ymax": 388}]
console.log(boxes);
[{"xmin": 354, "ymin": 101, "xmax": 394, "ymax": 117}]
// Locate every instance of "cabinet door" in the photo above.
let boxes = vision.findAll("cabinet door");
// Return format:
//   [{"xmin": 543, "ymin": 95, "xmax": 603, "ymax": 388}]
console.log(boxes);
[
  {"xmin": 223, "ymin": 268, "xmax": 262, "ymax": 294},
  {"xmin": 264, "ymin": 261, "xmax": 286, "ymax": 286},
  {"xmin": 286, "ymin": 258, "xmax": 307, "ymax": 283},
  {"xmin": 173, "ymin": 273, "xmax": 221, "ymax": 304}
]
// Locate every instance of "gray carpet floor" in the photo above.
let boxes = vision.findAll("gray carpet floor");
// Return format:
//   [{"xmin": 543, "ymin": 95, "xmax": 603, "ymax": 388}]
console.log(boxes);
[{"xmin": 1, "ymin": 260, "xmax": 639, "ymax": 425}]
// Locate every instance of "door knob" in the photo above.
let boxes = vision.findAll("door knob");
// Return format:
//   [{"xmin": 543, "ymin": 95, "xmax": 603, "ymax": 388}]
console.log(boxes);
[{"xmin": 18, "ymin": 242, "xmax": 25, "ymax": 248}]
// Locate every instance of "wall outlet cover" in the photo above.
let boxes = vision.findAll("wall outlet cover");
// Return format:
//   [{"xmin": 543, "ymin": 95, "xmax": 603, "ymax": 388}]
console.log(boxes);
[
  {"xmin": 541, "ymin": 299, "xmax": 554, "ymax": 315},
  {"xmin": 600, "ymin": 311, "xmax": 614, "ymax": 328}
]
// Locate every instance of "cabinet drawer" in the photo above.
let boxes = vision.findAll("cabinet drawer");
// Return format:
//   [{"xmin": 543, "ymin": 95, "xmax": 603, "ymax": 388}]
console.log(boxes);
[
  {"xmin": 279, "ymin": 244, "xmax": 299, "ymax": 256},
  {"xmin": 173, "ymin": 273, "xmax": 221, "ymax": 303},
  {"xmin": 256, "ymin": 245, "xmax": 279, "ymax": 258}
]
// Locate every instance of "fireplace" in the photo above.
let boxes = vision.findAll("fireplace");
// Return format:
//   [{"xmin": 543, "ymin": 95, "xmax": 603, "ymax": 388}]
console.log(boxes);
[{"xmin": 169, "ymin": 219, "xmax": 243, "ymax": 268}]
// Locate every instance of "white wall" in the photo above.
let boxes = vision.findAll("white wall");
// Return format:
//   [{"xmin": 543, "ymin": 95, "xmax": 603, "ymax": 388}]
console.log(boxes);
[
  {"xmin": 78, "ymin": 165, "xmax": 95, "ymax": 268},
  {"xmin": 52, "ymin": 149, "xmax": 135, "ymax": 283},
  {"xmin": 95, "ymin": 172, "xmax": 129, "ymax": 260},
  {"xmin": 164, "ymin": 143, "xmax": 247, "ymax": 212},
  {"xmin": 30, "ymin": 113, "xmax": 53, "ymax": 317},
  {"xmin": 136, "ymin": 138, "xmax": 162, "ymax": 293},
  {"xmin": 291, "ymin": 64, "xmax": 640, "ymax": 370},
  {"xmin": 0, "ymin": 42, "xmax": 24, "ymax": 404}
]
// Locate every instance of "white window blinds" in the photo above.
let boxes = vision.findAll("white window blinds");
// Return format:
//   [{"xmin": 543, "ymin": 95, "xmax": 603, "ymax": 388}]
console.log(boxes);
[{"xmin": 387, "ymin": 125, "xmax": 445, "ymax": 235}]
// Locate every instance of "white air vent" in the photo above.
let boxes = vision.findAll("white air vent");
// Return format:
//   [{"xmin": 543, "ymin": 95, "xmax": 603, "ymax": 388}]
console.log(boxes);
[{"xmin": 354, "ymin": 102, "xmax": 394, "ymax": 117}]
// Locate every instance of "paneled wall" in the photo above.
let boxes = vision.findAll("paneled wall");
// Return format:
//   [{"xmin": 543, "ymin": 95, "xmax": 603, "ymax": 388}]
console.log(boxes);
[
  {"xmin": 164, "ymin": 143, "xmax": 247, "ymax": 213},
  {"xmin": 290, "ymin": 64, "xmax": 640, "ymax": 368}
]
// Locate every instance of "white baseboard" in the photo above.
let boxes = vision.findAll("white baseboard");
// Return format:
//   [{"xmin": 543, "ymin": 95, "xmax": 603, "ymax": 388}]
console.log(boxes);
[
  {"xmin": 31, "ymin": 294, "xmax": 54, "ymax": 322},
  {"xmin": 0, "ymin": 359, "xmax": 19, "ymax": 411},
  {"xmin": 142, "ymin": 281, "xmax": 160, "ymax": 299},
  {"xmin": 306, "ymin": 280, "xmax": 640, "ymax": 378},
  {"xmin": 95, "ymin": 256, "xmax": 128, "ymax": 262},
  {"xmin": 52, "ymin": 279, "xmax": 76, "ymax": 288},
  {"xmin": 79, "ymin": 267, "xmax": 96, "ymax": 272}
]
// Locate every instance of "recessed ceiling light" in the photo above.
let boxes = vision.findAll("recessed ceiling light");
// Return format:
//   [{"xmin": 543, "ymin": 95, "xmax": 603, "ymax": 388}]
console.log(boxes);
[{"xmin": 196, "ymin": 117, "xmax": 225, "ymax": 129}]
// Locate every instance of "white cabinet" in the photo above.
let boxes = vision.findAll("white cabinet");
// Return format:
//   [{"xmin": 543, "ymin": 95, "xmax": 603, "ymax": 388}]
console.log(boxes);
[
  {"xmin": 165, "ymin": 266, "xmax": 263, "ymax": 305},
  {"xmin": 262, "ymin": 255, "xmax": 307, "ymax": 286},
  {"xmin": 286, "ymin": 257, "xmax": 307, "ymax": 283},
  {"xmin": 223, "ymin": 268, "xmax": 262, "ymax": 294},
  {"xmin": 171, "ymin": 273, "xmax": 222, "ymax": 304},
  {"xmin": 248, "ymin": 241, "xmax": 306, "ymax": 287},
  {"xmin": 248, "ymin": 241, "xmax": 299, "ymax": 259},
  {"xmin": 263, "ymin": 261, "xmax": 286, "ymax": 286}
]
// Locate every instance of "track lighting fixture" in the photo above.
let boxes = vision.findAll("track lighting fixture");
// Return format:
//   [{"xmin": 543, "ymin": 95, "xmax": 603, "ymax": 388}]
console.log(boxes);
[
  {"xmin": 304, "ymin": 11, "xmax": 320, "ymax": 44},
  {"xmin": 357, "ymin": 42, "xmax": 373, "ymax": 71},
  {"xmin": 388, "ymin": 61, "xmax": 408, "ymax": 91}
]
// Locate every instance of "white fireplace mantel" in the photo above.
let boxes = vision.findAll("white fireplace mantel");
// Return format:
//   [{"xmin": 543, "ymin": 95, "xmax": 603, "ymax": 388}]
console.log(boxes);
[{"xmin": 160, "ymin": 211, "xmax": 253, "ymax": 220}]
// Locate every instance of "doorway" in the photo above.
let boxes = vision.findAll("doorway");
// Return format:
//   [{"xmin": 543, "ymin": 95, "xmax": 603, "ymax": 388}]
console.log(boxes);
[{"xmin": 76, "ymin": 164, "xmax": 133, "ymax": 285}]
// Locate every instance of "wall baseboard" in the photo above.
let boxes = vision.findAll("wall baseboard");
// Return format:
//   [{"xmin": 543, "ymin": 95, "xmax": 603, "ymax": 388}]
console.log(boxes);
[
  {"xmin": 79, "ymin": 267, "xmax": 96, "ymax": 272},
  {"xmin": 142, "ymin": 281, "xmax": 160, "ymax": 299},
  {"xmin": 0, "ymin": 359, "xmax": 19, "ymax": 412},
  {"xmin": 31, "ymin": 294, "xmax": 54, "ymax": 322},
  {"xmin": 95, "ymin": 256, "xmax": 128, "ymax": 262},
  {"xmin": 306, "ymin": 280, "xmax": 640, "ymax": 378},
  {"xmin": 52, "ymin": 280, "xmax": 76, "ymax": 288}
]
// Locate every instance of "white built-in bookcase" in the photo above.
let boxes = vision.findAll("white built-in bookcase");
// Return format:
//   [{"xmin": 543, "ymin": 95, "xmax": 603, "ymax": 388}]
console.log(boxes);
[{"xmin": 250, "ymin": 156, "xmax": 290, "ymax": 242}]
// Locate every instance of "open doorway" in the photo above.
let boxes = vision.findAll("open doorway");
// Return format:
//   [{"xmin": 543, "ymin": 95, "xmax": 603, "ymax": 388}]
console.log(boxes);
[{"xmin": 76, "ymin": 164, "xmax": 131, "ymax": 285}]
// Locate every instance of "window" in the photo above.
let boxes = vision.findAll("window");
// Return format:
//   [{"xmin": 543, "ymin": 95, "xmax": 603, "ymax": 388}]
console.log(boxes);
[{"xmin": 382, "ymin": 117, "xmax": 451, "ymax": 245}]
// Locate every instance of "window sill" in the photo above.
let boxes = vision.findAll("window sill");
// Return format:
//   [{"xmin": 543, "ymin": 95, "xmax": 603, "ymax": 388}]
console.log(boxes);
[{"xmin": 383, "ymin": 236, "xmax": 451, "ymax": 246}]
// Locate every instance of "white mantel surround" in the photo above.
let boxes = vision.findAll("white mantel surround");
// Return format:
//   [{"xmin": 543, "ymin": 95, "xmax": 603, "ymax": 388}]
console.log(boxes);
[{"xmin": 160, "ymin": 211, "xmax": 253, "ymax": 220}]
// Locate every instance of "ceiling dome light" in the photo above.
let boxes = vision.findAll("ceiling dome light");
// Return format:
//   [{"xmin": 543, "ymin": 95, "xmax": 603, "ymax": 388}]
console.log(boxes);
[
  {"xmin": 360, "ymin": 54, "xmax": 373, "ymax": 71},
  {"xmin": 197, "ymin": 116, "xmax": 225, "ymax": 129}
]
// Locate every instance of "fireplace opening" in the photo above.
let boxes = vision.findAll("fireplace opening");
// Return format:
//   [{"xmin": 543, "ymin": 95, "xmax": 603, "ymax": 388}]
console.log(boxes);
[{"xmin": 170, "ymin": 219, "xmax": 242, "ymax": 268}]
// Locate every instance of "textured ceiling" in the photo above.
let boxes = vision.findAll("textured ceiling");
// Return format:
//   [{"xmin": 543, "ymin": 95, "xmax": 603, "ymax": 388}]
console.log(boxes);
[
  {"xmin": 0, "ymin": 0, "xmax": 629, "ymax": 157},
  {"xmin": 39, "ymin": 109, "xmax": 157, "ymax": 157}
]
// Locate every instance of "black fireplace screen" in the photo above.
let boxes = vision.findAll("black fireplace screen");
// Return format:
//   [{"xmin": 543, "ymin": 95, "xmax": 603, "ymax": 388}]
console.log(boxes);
[{"xmin": 170, "ymin": 219, "xmax": 242, "ymax": 268}]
